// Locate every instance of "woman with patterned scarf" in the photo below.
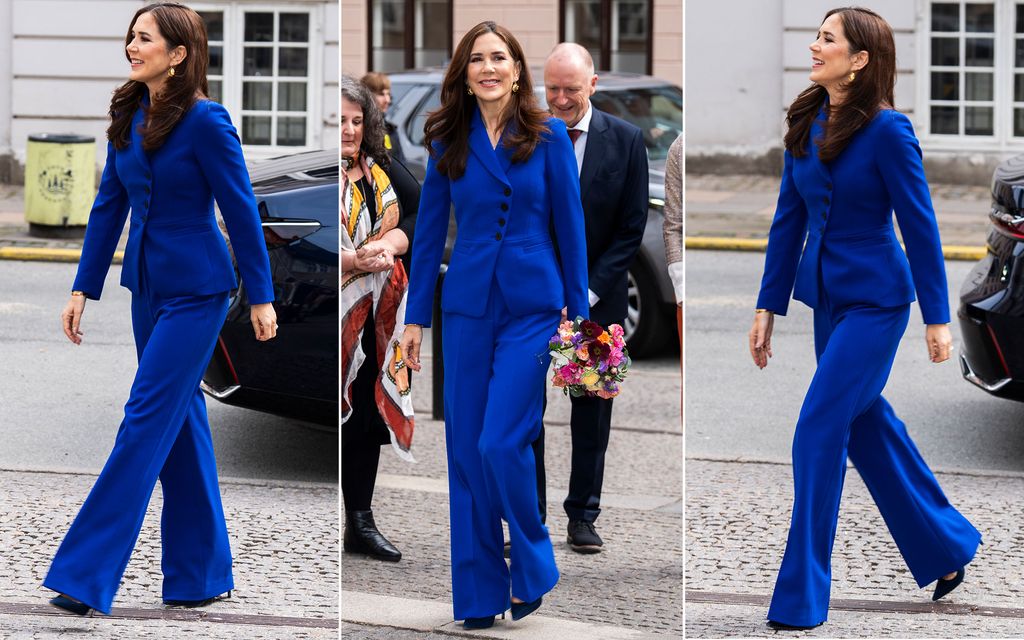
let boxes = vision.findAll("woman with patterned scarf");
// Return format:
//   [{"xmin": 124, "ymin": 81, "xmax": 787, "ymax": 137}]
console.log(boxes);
[{"xmin": 341, "ymin": 75, "xmax": 421, "ymax": 562}]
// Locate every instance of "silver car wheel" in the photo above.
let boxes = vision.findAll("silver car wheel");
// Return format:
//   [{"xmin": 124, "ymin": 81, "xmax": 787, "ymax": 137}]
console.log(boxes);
[{"xmin": 624, "ymin": 270, "xmax": 641, "ymax": 343}]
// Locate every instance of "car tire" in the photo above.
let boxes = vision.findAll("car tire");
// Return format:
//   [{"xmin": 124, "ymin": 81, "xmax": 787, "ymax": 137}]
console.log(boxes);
[{"xmin": 624, "ymin": 262, "xmax": 671, "ymax": 359}]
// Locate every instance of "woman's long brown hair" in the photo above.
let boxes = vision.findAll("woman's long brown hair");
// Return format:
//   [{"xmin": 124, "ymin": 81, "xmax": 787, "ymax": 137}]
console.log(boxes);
[
  {"xmin": 784, "ymin": 7, "xmax": 895, "ymax": 162},
  {"xmin": 423, "ymin": 21, "xmax": 550, "ymax": 180},
  {"xmin": 107, "ymin": 2, "xmax": 209, "ymax": 151}
]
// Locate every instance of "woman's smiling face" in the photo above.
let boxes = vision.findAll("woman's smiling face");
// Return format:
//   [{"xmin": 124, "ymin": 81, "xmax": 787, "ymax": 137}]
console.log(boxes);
[
  {"xmin": 809, "ymin": 12, "xmax": 862, "ymax": 92},
  {"xmin": 465, "ymin": 32, "xmax": 521, "ymax": 107}
]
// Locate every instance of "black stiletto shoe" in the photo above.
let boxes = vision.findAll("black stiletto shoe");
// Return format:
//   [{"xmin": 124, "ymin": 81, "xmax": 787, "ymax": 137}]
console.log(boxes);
[
  {"xmin": 49, "ymin": 595, "xmax": 91, "ymax": 616},
  {"xmin": 463, "ymin": 615, "xmax": 496, "ymax": 629},
  {"xmin": 164, "ymin": 590, "xmax": 232, "ymax": 608},
  {"xmin": 932, "ymin": 568, "xmax": 965, "ymax": 601},
  {"xmin": 767, "ymin": 620, "xmax": 823, "ymax": 630},
  {"xmin": 511, "ymin": 596, "xmax": 542, "ymax": 621}
]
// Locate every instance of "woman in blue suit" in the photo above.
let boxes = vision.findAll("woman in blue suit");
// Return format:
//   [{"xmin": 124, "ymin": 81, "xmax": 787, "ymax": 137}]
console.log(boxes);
[
  {"xmin": 749, "ymin": 7, "xmax": 981, "ymax": 630},
  {"xmin": 398, "ymin": 21, "xmax": 588, "ymax": 630},
  {"xmin": 46, "ymin": 3, "xmax": 276, "ymax": 616}
]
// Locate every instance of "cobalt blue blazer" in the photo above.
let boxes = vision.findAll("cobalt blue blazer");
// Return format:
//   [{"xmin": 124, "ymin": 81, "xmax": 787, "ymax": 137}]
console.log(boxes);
[
  {"xmin": 757, "ymin": 108, "xmax": 949, "ymax": 325},
  {"xmin": 405, "ymin": 106, "xmax": 589, "ymax": 326},
  {"xmin": 73, "ymin": 98, "xmax": 275, "ymax": 305}
]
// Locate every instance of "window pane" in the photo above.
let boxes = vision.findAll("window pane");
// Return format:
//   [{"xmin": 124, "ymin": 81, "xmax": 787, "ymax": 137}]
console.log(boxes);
[
  {"xmin": 408, "ymin": 89, "xmax": 441, "ymax": 146},
  {"xmin": 199, "ymin": 11, "xmax": 223, "ymax": 41},
  {"xmin": 280, "ymin": 13, "xmax": 309, "ymax": 42},
  {"xmin": 414, "ymin": 0, "xmax": 451, "ymax": 68},
  {"xmin": 965, "ymin": 3, "xmax": 994, "ymax": 32},
  {"xmin": 244, "ymin": 47, "xmax": 272, "ymax": 76},
  {"xmin": 1017, "ymin": 40, "xmax": 1024, "ymax": 67},
  {"xmin": 278, "ymin": 83, "xmax": 307, "ymax": 111},
  {"xmin": 564, "ymin": 0, "xmax": 602, "ymax": 69},
  {"xmin": 931, "ymin": 105, "xmax": 959, "ymax": 134},
  {"xmin": 931, "ymin": 3, "xmax": 959, "ymax": 31},
  {"xmin": 965, "ymin": 72, "xmax": 993, "ymax": 100},
  {"xmin": 372, "ymin": 0, "xmax": 406, "ymax": 72},
  {"xmin": 209, "ymin": 46, "xmax": 223, "ymax": 76},
  {"xmin": 1015, "ymin": 108, "xmax": 1024, "ymax": 136},
  {"xmin": 1018, "ymin": 4, "xmax": 1024, "ymax": 33},
  {"xmin": 931, "ymin": 37, "xmax": 959, "ymax": 66},
  {"xmin": 1016, "ymin": 74, "xmax": 1024, "ymax": 102},
  {"xmin": 279, "ymin": 48, "xmax": 308, "ymax": 77},
  {"xmin": 965, "ymin": 106, "xmax": 993, "ymax": 135},
  {"xmin": 930, "ymin": 71, "xmax": 959, "ymax": 100},
  {"xmin": 277, "ymin": 117, "xmax": 307, "ymax": 146},
  {"xmin": 245, "ymin": 12, "xmax": 274, "ymax": 42},
  {"xmin": 242, "ymin": 115, "xmax": 272, "ymax": 145},
  {"xmin": 243, "ymin": 82, "xmax": 272, "ymax": 110},
  {"xmin": 966, "ymin": 37, "xmax": 994, "ymax": 66},
  {"xmin": 208, "ymin": 80, "xmax": 222, "ymax": 104}
]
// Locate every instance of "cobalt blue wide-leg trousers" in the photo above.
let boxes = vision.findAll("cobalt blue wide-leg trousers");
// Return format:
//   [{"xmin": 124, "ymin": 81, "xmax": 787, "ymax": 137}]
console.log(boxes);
[
  {"xmin": 441, "ymin": 281, "xmax": 560, "ymax": 621},
  {"xmin": 44, "ymin": 277, "xmax": 232, "ymax": 615},
  {"xmin": 767, "ymin": 297, "xmax": 981, "ymax": 627}
]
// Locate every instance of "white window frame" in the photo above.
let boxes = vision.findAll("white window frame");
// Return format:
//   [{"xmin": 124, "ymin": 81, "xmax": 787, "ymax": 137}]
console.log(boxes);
[
  {"xmin": 917, "ymin": 0, "xmax": 1024, "ymax": 153},
  {"xmin": 192, "ymin": 2, "xmax": 324, "ymax": 159}
]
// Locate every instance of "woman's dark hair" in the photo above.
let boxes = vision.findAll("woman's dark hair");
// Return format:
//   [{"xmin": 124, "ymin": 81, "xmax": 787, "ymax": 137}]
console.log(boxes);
[
  {"xmin": 342, "ymin": 74, "xmax": 390, "ymax": 171},
  {"xmin": 784, "ymin": 6, "xmax": 895, "ymax": 162},
  {"xmin": 107, "ymin": 2, "xmax": 209, "ymax": 151},
  {"xmin": 424, "ymin": 21, "xmax": 549, "ymax": 180}
]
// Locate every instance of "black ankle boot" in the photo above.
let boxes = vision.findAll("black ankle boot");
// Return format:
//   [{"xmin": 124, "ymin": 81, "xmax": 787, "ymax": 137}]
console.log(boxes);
[{"xmin": 344, "ymin": 510, "xmax": 401, "ymax": 562}]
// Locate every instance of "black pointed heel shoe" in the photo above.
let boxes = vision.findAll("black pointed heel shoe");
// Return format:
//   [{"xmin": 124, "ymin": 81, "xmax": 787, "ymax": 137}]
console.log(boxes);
[
  {"xmin": 344, "ymin": 510, "xmax": 402, "ymax": 562},
  {"xmin": 932, "ymin": 568, "xmax": 965, "ymax": 601},
  {"xmin": 511, "ymin": 596, "xmax": 542, "ymax": 621},
  {"xmin": 767, "ymin": 620, "xmax": 822, "ymax": 630},
  {"xmin": 50, "ymin": 594, "xmax": 91, "ymax": 616},
  {"xmin": 164, "ymin": 589, "xmax": 232, "ymax": 608},
  {"xmin": 463, "ymin": 615, "xmax": 496, "ymax": 629}
]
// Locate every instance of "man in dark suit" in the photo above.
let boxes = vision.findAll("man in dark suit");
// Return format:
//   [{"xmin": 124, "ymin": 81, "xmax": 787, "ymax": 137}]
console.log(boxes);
[{"xmin": 536, "ymin": 43, "xmax": 649, "ymax": 553}]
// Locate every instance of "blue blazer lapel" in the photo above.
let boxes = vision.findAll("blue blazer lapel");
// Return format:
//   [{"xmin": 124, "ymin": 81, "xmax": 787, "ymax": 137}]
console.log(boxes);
[
  {"xmin": 579, "ymin": 107, "xmax": 606, "ymax": 192},
  {"xmin": 468, "ymin": 107, "xmax": 510, "ymax": 186},
  {"xmin": 809, "ymin": 106, "xmax": 831, "ymax": 184},
  {"xmin": 130, "ymin": 101, "xmax": 151, "ymax": 177}
]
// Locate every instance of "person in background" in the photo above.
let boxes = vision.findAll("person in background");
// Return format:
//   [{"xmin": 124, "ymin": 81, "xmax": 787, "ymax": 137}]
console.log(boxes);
[
  {"xmin": 361, "ymin": 71, "xmax": 405, "ymax": 163},
  {"xmin": 663, "ymin": 133, "xmax": 683, "ymax": 367}
]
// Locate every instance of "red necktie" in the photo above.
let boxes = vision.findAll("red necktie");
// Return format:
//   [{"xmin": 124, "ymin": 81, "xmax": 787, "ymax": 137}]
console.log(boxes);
[{"xmin": 568, "ymin": 128, "xmax": 583, "ymax": 145}]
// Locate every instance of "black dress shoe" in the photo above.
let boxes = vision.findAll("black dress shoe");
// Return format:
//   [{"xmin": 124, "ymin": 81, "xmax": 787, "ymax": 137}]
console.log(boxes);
[
  {"xmin": 567, "ymin": 520, "xmax": 603, "ymax": 554},
  {"xmin": 344, "ymin": 510, "xmax": 402, "ymax": 561},
  {"xmin": 511, "ymin": 595, "xmax": 542, "ymax": 621},
  {"xmin": 767, "ymin": 620, "xmax": 823, "ymax": 630},
  {"xmin": 933, "ymin": 568, "xmax": 965, "ymax": 601},
  {"xmin": 463, "ymin": 615, "xmax": 496, "ymax": 629},
  {"xmin": 50, "ymin": 595, "xmax": 91, "ymax": 616},
  {"xmin": 164, "ymin": 590, "xmax": 231, "ymax": 608}
]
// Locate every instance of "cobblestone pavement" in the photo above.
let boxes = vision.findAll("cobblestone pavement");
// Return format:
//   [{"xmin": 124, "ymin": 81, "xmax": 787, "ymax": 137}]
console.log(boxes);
[
  {"xmin": 685, "ymin": 174, "xmax": 992, "ymax": 247},
  {"xmin": 341, "ymin": 345, "xmax": 683, "ymax": 638},
  {"xmin": 686, "ymin": 458, "xmax": 1024, "ymax": 638},
  {"xmin": 0, "ymin": 468, "xmax": 338, "ymax": 637}
]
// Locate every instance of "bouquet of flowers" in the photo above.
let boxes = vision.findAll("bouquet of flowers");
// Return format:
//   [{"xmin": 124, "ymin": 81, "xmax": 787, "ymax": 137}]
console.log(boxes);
[{"xmin": 548, "ymin": 317, "xmax": 631, "ymax": 399}]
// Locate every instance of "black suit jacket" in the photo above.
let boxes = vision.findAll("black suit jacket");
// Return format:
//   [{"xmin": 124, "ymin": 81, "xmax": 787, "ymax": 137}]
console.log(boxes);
[{"xmin": 578, "ymin": 107, "xmax": 649, "ymax": 326}]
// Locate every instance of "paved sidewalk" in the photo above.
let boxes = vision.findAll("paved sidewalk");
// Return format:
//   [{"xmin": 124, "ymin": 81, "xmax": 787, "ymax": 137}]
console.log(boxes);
[
  {"xmin": 0, "ymin": 468, "xmax": 338, "ymax": 638},
  {"xmin": 685, "ymin": 174, "xmax": 993, "ymax": 248},
  {"xmin": 341, "ymin": 332, "xmax": 683, "ymax": 638},
  {"xmin": 686, "ymin": 457, "xmax": 1024, "ymax": 638},
  {"xmin": 0, "ymin": 185, "xmax": 124, "ymax": 260}
]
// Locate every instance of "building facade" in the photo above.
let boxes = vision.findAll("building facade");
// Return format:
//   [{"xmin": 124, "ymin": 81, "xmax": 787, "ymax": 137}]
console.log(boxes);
[
  {"xmin": 0, "ymin": 0, "xmax": 339, "ymax": 183},
  {"xmin": 688, "ymin": 0, "xmax": 1024, "ymax": 182},
  {"xmin": 341, "ymin": 0, "xmax": 683, "ymax": 85}
]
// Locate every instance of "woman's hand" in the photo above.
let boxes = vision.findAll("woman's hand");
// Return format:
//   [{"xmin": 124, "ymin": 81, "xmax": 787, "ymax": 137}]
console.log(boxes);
[
  {"xmin": 355, "ymin": 240, "xmax": 395, "ymax": 273},
  {"xmin": 749, "ymin": 310, "xmax": 775, "ymax": 369},
  {"xmin": 61, "ymin": 295, "xmax": 86, "ymax": 345},
  {"xmin": 925, "ymin": 323, "xmax": 953, "ymax": 364},
  {"xmin": 399, "ymin": 324, "xmax": 423, "ymax": 372},
  {"xmin": 251, "ymin": 302, "xmax": 278, "ymax": 341}
]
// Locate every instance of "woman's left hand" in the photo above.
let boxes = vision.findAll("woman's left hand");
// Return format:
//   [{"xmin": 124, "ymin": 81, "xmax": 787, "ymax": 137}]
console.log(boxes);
[
  {"xmin": 355, "ymin": 240, "xmax": 395, "ymax": 273},
  {"xmin": 925, "ymin": 323, "xmax": 952, "ymax": 363},
  {"xmin": 251, "ymin": 302, "xmax": 278, "ymax": 341}
]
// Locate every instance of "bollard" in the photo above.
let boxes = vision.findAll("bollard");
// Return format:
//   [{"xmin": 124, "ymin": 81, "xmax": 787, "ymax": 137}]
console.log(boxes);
[
  {"xmin": 432, "ymin": 266, "xmax": 446, "ymax": 420},
  {"xmin": 24, "ymin": 133, "xmax": 96, "ymax": 238}
]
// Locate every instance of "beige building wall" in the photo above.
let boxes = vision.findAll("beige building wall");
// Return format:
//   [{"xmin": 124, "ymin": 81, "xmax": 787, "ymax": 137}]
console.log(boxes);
[{"xmin": 340, "ymin": 0, "xmax": 683, "ymax": 86}]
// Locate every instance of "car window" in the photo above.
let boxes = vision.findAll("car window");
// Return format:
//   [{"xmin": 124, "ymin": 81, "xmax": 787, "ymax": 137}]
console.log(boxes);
[
  {"xmin": 591, "ymin": 87, "xmax": 682, "ymax": 162},
  {"xmin": 407, "ymin": 88, "xmax": 441, "ymax": 148},
  {"xmin": 389, "ymin": 83, "xmax": 415, "ymax": 110}
]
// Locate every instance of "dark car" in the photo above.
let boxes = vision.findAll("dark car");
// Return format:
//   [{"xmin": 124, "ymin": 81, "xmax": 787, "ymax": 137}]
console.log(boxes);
[
  {"xmin": 201, "ymin": 149, "xmax": 339, "ymax": 428},
  {"xmin": 387, "ymin": 68, "xmax": 682, "ymax": 357},
  {"xmin": 958, "ymin": 154, "xmax": 1024, "ymax": 400}
]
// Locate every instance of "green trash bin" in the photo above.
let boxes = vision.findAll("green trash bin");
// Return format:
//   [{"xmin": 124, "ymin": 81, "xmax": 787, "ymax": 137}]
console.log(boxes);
[{"xmin": 24, "ymin": 133, "xmax": 96, "ymax": 238}]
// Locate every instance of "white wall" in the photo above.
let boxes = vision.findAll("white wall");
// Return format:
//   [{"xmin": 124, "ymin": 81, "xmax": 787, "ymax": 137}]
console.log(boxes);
[{"xmin": 0, "ymin": 0, "xmax": 13, "ymax": 160}]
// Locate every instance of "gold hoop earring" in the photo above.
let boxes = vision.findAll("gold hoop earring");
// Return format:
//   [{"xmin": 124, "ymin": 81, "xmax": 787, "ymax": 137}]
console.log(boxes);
[
  {"xmin": 168, "ymin": 66, "xmax": 176, "ymax": 78},
  {"xmin": 512, "ymin": 81, "xmax": 519, "ymax": 93},
  {"xmin": 848, "ymin": 71, "xmax": 855, "ymax": 82}
]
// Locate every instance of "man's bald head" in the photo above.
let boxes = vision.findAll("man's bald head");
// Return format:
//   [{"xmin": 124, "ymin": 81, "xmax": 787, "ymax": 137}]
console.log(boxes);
[{"xmin": 544, "ymin": 42, "xmax": 598, "ymax": 128}]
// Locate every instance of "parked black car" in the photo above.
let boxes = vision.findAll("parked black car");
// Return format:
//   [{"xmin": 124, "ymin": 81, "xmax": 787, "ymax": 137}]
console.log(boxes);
[
  {"xmin": 387, "ymin": 68, "xmax": 682, "ymax": 357},
  {"xmin": 958, "ymin": 154, "xmax": 1024, "ymax": 400},
  {"xmin": 201, "ymin": 149, "xmax": 339, "ymax": 428}
]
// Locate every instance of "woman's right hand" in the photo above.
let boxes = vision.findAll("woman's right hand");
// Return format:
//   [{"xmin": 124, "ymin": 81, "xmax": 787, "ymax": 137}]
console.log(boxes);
[
  {"xmin": 749, "ymin": 310, "xmax": 774, "ymax": 369},
  {"xmin": 61, "ymin": 295, "xmax": 86, "ymax": 345},
  {"xmin": 399, "ymin": 324, "xmax": 423, "ymax": 372}
]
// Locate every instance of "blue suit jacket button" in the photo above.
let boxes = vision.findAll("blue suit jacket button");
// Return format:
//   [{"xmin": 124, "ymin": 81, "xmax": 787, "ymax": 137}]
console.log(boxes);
[
  {"xmin": 498, "ymin": 218, "xmax": 505, "ymax": 226},
  {"xmin": 503, "ymin": 187, "xmax": 511, "ymax": 196},
  {"xmin": 495, "ymin": 232, "xmax": 502, "ymax": 240},
  {"xmin": 500, "ymin": 203, "xmax": 509, "ymax": 212}
]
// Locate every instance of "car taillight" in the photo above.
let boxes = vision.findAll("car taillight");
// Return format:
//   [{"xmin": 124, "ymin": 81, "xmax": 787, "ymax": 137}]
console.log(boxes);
[
  {"xmin": 218, "ymin": 336, "xmax": 241, "ymax": 386},
  {"xmin": 989, "ymin": 206, "xmax": 1024, "ymax": 239}
]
